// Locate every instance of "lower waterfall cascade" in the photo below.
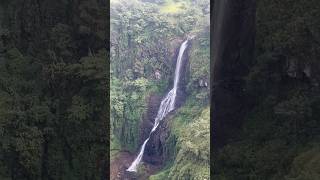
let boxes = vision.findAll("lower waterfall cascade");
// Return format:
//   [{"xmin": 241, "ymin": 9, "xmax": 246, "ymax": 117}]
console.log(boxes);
[{"xmin": 126, "ymin": 39, "xmax": 189, "ymax": 172}]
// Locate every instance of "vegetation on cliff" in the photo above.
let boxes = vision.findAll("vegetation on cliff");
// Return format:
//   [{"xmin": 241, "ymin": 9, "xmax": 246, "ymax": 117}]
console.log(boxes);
[
  {"xmin": 110, "ymin": 0, "xmax": 210, "ymax": 179},
  {"xmin": 150, "ymin": 107, "xmax": 210, "ymax": 180},
  {"xmin": 0, "ymin": 1, "xmax": 107, "ymax": 179}
]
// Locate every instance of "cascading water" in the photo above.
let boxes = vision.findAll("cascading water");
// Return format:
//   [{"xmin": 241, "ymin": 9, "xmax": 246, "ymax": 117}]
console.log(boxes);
[{"xmin": 126, "ymin": 39, "xmax": 189, "ymax": 172}]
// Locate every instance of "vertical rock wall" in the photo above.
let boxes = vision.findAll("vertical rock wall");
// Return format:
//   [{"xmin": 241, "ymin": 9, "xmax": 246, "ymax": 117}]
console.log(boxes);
[{"xmin": 141, "ymin": 39, "xmax": 191, "ymax": 165}]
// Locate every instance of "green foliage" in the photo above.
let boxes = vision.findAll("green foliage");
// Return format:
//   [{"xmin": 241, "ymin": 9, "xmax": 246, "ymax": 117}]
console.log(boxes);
[
  {"xmin": 151, "ymin": 105, "xmax": 210, "ymax": 180},
  {"xmin": 167, "ymin": 107, "xmax": 210, "ymax": 180},
  {"xmin": 214, "ymin": 91, "xmax": 320, "ymax": 179},
  {"xmin": 110, "ymin": 76, "xmax": 151, "ymax": 151},
  {"xmin": 0, "ymin": 0, "xmax": 107, "ymax": 179},
  {"xmin": 149, "ymin": 168, "xmax": 171, "ymax": 180},
  {"xmin": 214, "ymin": 0, "xmax": 320, "ymax": 179},
  {"xmin": 111, "ymin": 0, "xmax": 176, "ymax": 79},
  {"xmin": 187, "ymin": 30, "xmax": 210, "ymax": 103},
  {"xmin": 110, "ymin": 133, "xmax": 121, "ymax": 161},
  {"xmin": 110, "ymin": 0, "xmax": 209, "ymax": 179},
  {"xmin": 0, "ymin": 47, "xmax": 44, "ymax": 179},
  {"xmin": 257, "ymin": 0, "xmax": 320, "ymax": 63}
]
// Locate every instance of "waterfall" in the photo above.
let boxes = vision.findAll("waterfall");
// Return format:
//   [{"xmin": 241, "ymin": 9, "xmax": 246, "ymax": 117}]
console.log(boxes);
[{"xmin": 126, "ymin": 39, "xmax": 189, "ymax": 172}]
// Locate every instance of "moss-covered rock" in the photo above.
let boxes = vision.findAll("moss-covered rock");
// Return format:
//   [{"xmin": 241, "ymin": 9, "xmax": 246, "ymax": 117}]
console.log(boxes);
[{"xmin": 150, "ymin": 107, "xmax": 210, "ymax": 180}]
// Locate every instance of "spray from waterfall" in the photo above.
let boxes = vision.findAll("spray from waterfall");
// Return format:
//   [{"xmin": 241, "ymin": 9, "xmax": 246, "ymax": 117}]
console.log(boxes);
[{"xmin": 126, "ymin": 39, "xmax": 189, "ymax": 172}]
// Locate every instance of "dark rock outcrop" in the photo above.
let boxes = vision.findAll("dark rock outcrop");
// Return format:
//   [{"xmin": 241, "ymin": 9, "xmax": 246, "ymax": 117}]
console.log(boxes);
[
  {"xmin": 212, "ymin": 0, "xmax": 256, "ymax": 147},
  {"xmin": 143, "ymin": 116, "xmax": 170, "ymax": 165},
  {"xmin": 139, "ymin": 94, "xmax": 162, "ymax": 145},
  {"xmin": 138, "ymin": 93, "xmax": 163, "ymax": 165}
]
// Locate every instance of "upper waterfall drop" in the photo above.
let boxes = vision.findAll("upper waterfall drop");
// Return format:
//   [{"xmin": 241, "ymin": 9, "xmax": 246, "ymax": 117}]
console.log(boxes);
[{"xmin": 126, "ymin": 39, "xmax": 189, "ymax": 172}]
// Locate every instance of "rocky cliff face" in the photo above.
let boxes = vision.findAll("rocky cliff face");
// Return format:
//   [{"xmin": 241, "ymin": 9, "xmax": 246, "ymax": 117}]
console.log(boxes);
[
  {"xmin": 144, "ymin": 114, "xmax": 171, "ymax": 165},
  {"xmin": 138, "ymin": 93, "xmax": 162, "ymax": 165},
  {"xmin": 138, "ymin": 38, "xmax": 192, "ymax": 166}
]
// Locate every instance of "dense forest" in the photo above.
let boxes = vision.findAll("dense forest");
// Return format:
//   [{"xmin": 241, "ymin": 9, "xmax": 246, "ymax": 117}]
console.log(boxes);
[
  {"xmin": 0, "ymin": 0, "xmax": 108, "ymax": 179},
  {"xmin": 213, "ymin": 0, "xmax": 320, "ymax": 179},
  {"xmin": 110, "ymin": 0, "xmax": 210, "ymax": 179}
]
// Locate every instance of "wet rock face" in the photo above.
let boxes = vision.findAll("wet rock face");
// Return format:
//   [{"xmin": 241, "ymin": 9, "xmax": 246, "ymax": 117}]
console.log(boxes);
[
  {"xmin": 138, "ymin": 93, "xmax": 163, "ymax": 165},
  {"xmin": 139, "ymin": 94, "xmax": 162, "ymax": 144},
  {"xmin": 144, "ymin": 119, "xmax": 169, "ymax": 165},
  {"xmin": 139, "ymin": 40, "xmax": 191, "ymax": 165},
  {"xmin": 212, "ymin": 0, "xmax": 256, "ymax": 147},
  {"xmin": 138, "ymin": 93, "xmax": 172, "ymax": 166}
]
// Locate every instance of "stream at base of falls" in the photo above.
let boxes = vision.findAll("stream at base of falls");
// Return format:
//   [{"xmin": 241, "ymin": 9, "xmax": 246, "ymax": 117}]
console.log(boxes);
[{"xmin": 110, "ymin": 152, "xmax": 161, "ymax": 180}]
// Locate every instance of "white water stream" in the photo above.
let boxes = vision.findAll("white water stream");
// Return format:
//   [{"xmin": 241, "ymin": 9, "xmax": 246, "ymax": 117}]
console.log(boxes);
[{"xmin": 127, "ymin": 39, "xmax": 189, "ymax": 172}]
